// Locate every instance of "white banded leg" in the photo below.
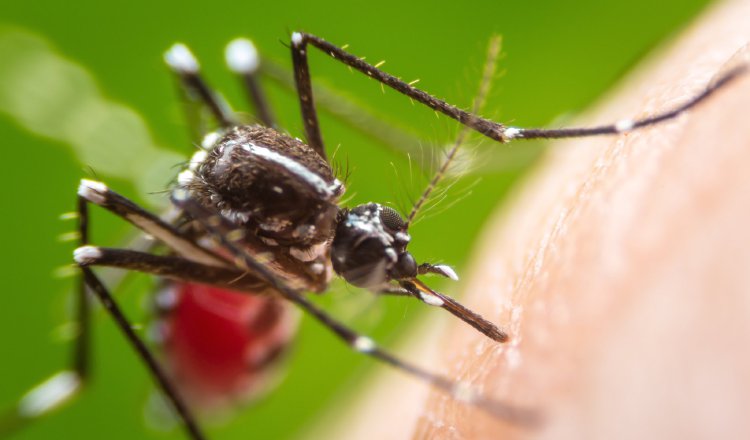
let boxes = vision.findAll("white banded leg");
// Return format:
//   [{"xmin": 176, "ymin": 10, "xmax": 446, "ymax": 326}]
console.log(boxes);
[
  {"xmin": 289, "ymin": 32, "xmax": 748, "ymax": 144},
  {"xmin": 225, "ymin": 38, "xmax": 277, "ymax": 128},
  {"xmin": 1, "ymin": 187, "xmax": 212, "ymax": 440},
  {"xmin": 164, "ymin": 42, "xmax": 237, "ymax": 134},
  {"xmin": 171, "ymin": 191, "xmax": 538, "ymax": 426}
]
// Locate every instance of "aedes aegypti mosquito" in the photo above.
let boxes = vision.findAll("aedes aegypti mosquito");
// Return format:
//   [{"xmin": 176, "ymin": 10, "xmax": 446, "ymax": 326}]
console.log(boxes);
[{"xmin": 2, "ymin": 32, "xmax": 746, "ymax": 440}]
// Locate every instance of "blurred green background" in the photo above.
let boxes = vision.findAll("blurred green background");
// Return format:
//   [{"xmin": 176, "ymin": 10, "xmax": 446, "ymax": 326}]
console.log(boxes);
[{"xmin": 0, "ymin": 0, "xmax": 711, "ymax": 439}]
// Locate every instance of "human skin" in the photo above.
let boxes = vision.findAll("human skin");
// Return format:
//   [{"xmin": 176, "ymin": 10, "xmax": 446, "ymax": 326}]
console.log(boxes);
[
  {"xmin": 319, "ymin": 1, "xmax": 750, "ymax": 439},
  {"xmin": 414, "ymin": 1, "xmax": 750, "ymax": 439}
]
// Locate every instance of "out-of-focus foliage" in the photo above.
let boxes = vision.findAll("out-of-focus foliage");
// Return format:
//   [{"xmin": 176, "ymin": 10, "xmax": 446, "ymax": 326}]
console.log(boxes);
[{"xmin": 0, "ymin": 28, "xmax": 182, "ymax": 202}]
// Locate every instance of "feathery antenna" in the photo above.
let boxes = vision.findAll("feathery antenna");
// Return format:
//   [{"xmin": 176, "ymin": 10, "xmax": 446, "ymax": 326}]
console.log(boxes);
[{"xmin": 405, "ymin": 35, "xmax": 501, "ymax": 228}]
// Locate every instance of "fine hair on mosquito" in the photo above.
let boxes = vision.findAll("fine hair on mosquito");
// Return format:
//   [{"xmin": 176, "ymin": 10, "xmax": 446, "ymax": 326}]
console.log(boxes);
[{"xmin": 1, "ymin": 30, "xmax": 746, "ymax": 440}]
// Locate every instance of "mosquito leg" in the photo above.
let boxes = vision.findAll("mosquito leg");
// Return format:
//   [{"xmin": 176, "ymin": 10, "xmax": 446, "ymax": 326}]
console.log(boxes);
[
  {"xmin": 171, "ymin": 191, "xmax": 537, "ymax": 425},
  {"xmin": 0, "ymin": 198, "xmax": 95, "ymax": 436},
  {"xmin": 512, "ymin": 63, "xmax": 749, "ymax": 140},
  {"xmin": 75, "ymin": 267, "xmax": 205, "ymax": 440},
  {"xmin": 80, "ymin": 192, "xmax": 207, "ymax": 439},
  {"xmin": 164, "ymin": 42, "xmax": 238, "ymax": 133},
  {"xmin": 76, "ymin": 179, "xmax": 227, "ymax": 267},
  {"xmin": 73, "ymin": 196, "xmax": 92, "ymax": 380},
  {"xmin": 290, "ymin": 33, "xmax": 327, "ymax": 161},
  {"xmin": 76, "ymin": 179, "xmax": 323, "ymax": 291},
  {"xmin": 0, "ymin": 195, "xmax": 212, "ymax": 439},
  {"xmin": 10, "ymin": 179, "xmax": 258, "ymax": 440},
  {"xmin": 225, "ymin": 38, "xmax": 276, "ymax": 128},
  {"xmin": 289, "ymin": 32, "xmax": 747, "ymax": 144},
  {"xmin": 260, "ymin": 58, "xmax": 424, "ymax": 158},
  {"xmin": 74, "ymin": 246, "xmax": 270, "ymax": 293}
]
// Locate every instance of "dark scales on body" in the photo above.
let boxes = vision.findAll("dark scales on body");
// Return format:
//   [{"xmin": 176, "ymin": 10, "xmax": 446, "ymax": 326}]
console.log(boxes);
[{"xmin": 183, "ymin": 125, "xmax": 344, "ymax": 292}]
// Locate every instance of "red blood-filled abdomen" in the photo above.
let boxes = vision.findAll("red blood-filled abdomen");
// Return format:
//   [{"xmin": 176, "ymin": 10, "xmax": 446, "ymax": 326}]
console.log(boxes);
[{"xmin": 156, "ymin": 283, "xmax": 298, "ymax": 410}]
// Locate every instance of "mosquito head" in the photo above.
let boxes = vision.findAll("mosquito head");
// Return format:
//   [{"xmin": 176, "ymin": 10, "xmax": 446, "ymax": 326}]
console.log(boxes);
[{"xmin": 331, "ymin": 203, "xmax": 417, "ymax": 288}]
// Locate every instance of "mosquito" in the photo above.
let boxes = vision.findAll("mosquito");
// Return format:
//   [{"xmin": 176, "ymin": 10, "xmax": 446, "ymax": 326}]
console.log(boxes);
[{"xmin": 1, "ymin": 32, "xmax": 745, "ymax": 440}]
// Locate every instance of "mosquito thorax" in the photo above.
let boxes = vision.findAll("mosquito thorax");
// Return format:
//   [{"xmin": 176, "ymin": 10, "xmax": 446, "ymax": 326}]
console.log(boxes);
[
  {"xmin": 331, "ymin": 203, "xmax": 416, "ymax": 289},
  {"xmin": 180, "ymin": 125, "xmax": 344, "ymax": 250}
]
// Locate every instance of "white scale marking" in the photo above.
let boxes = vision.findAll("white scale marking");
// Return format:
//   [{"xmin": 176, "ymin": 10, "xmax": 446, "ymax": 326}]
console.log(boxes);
[
  {"xmin": 291, "ymin": 32, "xmax": 303, "ymax": 46},
  {"xmin": 395, "ymin": 232, "xmax": 411, "ymax": 243},
  {"xmin": 221, "ymin": 208, "xmax": 250, "ymax": 224},
  {"xmin": 353, "ymin": 336, "xmax": 376, "ymax": 353},
  {"xmin": 201, "ymin": 131, "xmax": 221, "ymax": 150},
  {"xmin": 177, "ymin": 170, "xmax": 193, "ymax": 186},
  {"xmin": 503, "ymin": 126, "xmax": 522, "ymax": 140},
  {"xmin": 240, "ymin": 142, "xmax": 339, "ymax": 198},
  {"xmin": 418, "ymin": 291, "xmax": 445, "ymax": 307},
  {"xmin": 19, "ymin": 371, "xmax": 81, "ymax": 417},
  {"xmin": 310, "ymin": 262, "xmax": 325, "ymax": 274},
  {"xmin": 225, "ymin": 38, "xmax": 260, "ymax": 73},
  {"xmin": 73, "ymin": 245, "xmax": 102, "ymax": 265},
  {"xmin": 189, "ymin": 150, "xmax": 208, "ymax": 170},
  {"xmin": 77, "ymin": 179, "xmax": 108, "ymax": 205},
  {"xmin": 163, "ymin": 43, "xmax": 199, "ymax": 74},
  {"xmin": 433, "ymin": 264, "xmax": 459, "ymax": 281},
  {"xmin": 344, "ymin": 205, "xmax": 394, "ymax": 247},
  {"xmin": 615, "ymin": 119, "xmax": 635, "ymax": 133}
]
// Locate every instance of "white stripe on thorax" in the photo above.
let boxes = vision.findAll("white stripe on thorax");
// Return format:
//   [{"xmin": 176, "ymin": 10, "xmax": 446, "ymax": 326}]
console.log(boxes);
[{"xmin": 240, "ymin": 142, "xmax": 338, "ymax": 198}]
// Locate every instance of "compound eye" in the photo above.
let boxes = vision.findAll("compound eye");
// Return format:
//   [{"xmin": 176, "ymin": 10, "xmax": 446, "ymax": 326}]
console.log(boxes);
[
  {"xmin": 380, "ymin": 206, "xmax": 405, "ymax": 231},
  {"xmin": 390, "ymin": 252, "xmax": 417, "ymax": 280},
  {"xmin": 332, "ymin": 237, "xmax": 391, "ymax": 288}
]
